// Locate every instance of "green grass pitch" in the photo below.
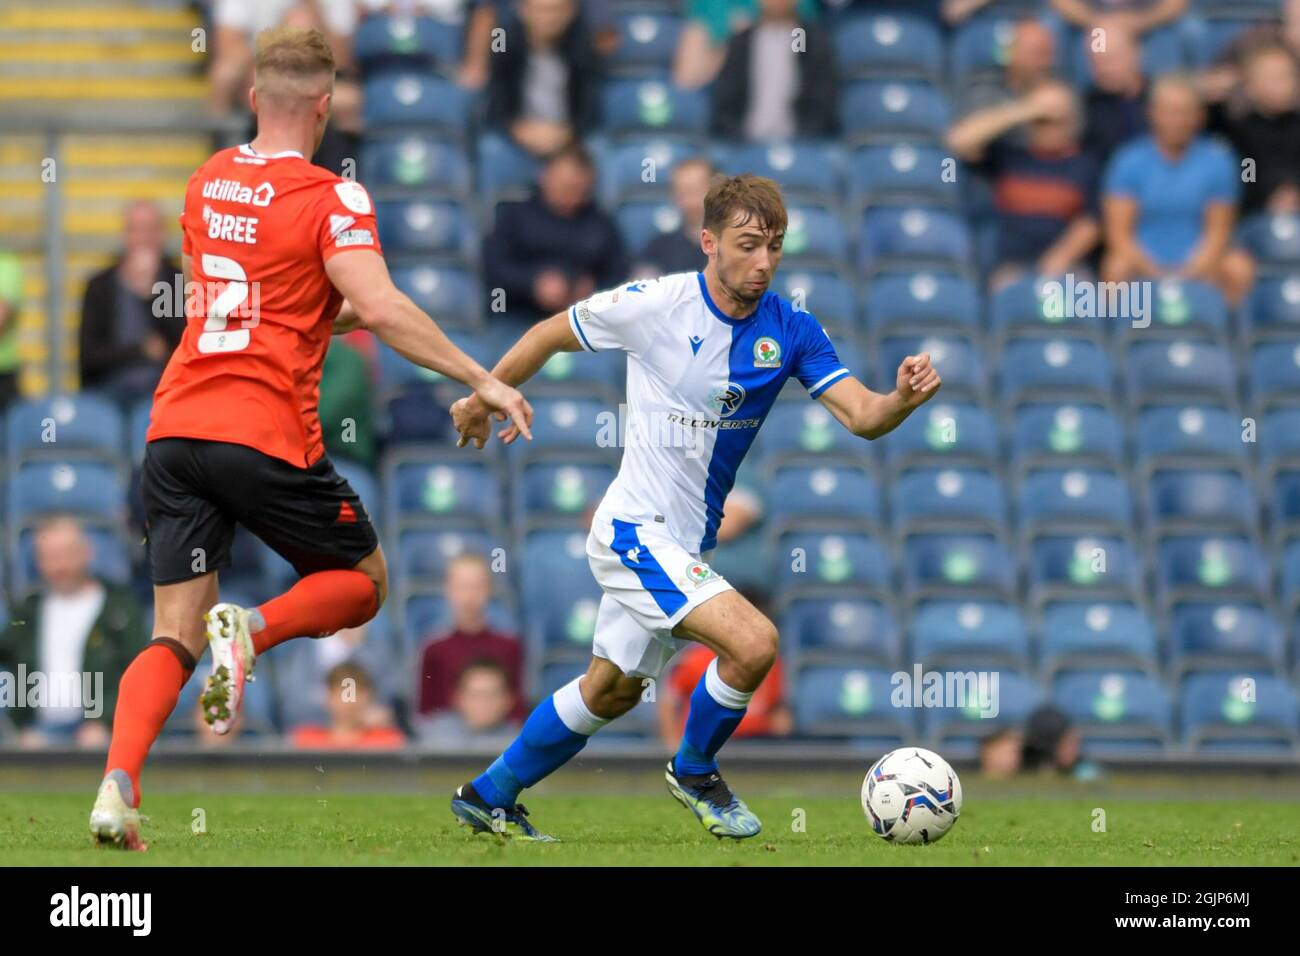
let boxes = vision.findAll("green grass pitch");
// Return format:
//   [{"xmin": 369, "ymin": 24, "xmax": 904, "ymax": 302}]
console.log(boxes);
[{"xmin": 3, "ymin": 764, "xmax": 1298, "ymax": 866}]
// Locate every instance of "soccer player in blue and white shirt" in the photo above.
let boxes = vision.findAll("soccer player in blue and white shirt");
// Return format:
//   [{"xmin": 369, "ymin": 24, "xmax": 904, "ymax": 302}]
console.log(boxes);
[{"xmin": 449, "ymin": 174, "xmax": 941, "ymax": 840}]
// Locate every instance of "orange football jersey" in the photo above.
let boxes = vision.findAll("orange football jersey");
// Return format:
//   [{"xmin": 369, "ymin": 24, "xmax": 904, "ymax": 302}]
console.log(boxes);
[{"xmin": 148, "ymin": 144, "xmax": 383, "ymax": 468}]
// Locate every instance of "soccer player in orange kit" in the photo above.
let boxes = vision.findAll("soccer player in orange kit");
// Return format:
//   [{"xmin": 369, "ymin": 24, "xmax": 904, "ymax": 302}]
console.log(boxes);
[{"xmin": 88, "ymin": 26, "xmax": 532, "ymax": 849}]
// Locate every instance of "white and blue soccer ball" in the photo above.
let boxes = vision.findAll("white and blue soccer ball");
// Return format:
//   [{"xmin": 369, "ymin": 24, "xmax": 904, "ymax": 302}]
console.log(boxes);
[{"xmin": 861, "ymin": 747, "xmax": 963, "ymax": 845}]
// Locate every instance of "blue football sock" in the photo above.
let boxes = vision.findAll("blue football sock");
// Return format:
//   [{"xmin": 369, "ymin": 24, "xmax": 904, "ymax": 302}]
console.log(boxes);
[
  {"xmin": 674, "ymin": 659, "xmax": 753, "ymax": 777},
  {"xmin": 472, "ymin": 678, "xmax": 607, "ymax": 808}
]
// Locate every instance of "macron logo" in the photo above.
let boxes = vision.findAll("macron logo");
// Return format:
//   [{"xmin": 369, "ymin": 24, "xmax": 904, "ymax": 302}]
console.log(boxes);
[
  {"xmin": 689, "ymin": 335, "xmax": 704, "ymax": 355},
  {"xmin": 50, "ymin": 886, "xmax": 151, "ymax": 936}
]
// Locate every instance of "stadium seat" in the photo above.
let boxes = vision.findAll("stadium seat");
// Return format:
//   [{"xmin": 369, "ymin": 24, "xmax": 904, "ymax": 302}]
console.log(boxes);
[
  {"xmin": 615, "ymin": 198, "xmax": 686, "ymax": 256},
  {"xmin": 1133, "ymin": 405, "xmax": 1248, "ymax": 467},
  {"xmin": 389, "ymin": 262, "xmax": 480, "ymax": 327},
  {"xmin": 861, "ymin": 270, "xmax": 980, "ymax": 336},
  {"xmin": 1000, "ymin": 338, "xmax": 1113, "ymax": 405},
  {"xmin": 375, "ymin": 199, "xmax": 474, "ymax": 260},
  {"xmin": 1009, "ymin": 404, "xmax": 1123, "ymax": 468},
  {"xmin": 766, "ymin": 463, "xmax": 881, "ymax": 529},
  {"xmin": 477, "ymin": 132, "xmax": 541, "ymax": 206},
  {"xmin": 1138, "ymin": 278, "xmax": 1230, "ymax": 338},
  {"xmin": 1146, "ymin": 468, "xmax": 1258, "ymax": 533},
  {"xmin": 755, "ymin": 402, "xmax": 866, "ymax": 463},
  {"xmin": 773, "ymin": 530, "xmax": 891, "ymax": 593},
  {"xmin": 610, "ymin": 10, "xmax": 682, "ymax": 76},
  {"xmin": 1125, "ymin": 341, "xmax": 1237, "ymax": 406},
  {"xmin": 989, "ymin": 275, "xmax": 1104, "ymax": 341},
  {"xmin": 354, "ymin": 14, "xmax": 461, "ymax": 73},
  {"xmin": 1272, "ymin": 470, "xmax": 1300, "ymax": 538},
  {"xmin": 1249, "ymin": 343, "xmax": 1300, "ymax": 410},
  {"xmin": 520, "ymin": 533, "xmax": 602, "ymax": 658},
  {"xmin": 901, "ymin": 534, "xmax": 1017, "ymax": 598},
  {"xmin": 1155, "ymin": 535, "xmax": 1270, "ymax": 605},
  {"xmin": 1026, "ymin": 533, "xmax": 1140, "ymax": 602},
  {"xmin": 599, "ymin": 137, "xmax": 702, "ymax": 204},
  {"xmin": 515, "ymin": 461, "xmax": 616, "ymax": 527},
  {"xmin": 1017, "ymin": 468, "xmax": 1133, "ymax": 533},
  {"xmin": 1180, "ymin": 672, "xmax": 1299, "ymax": 754},
  {"xmin": 880, "ymin": 401, "xmax": 998, "ymax": 469},
  {"xmin": 1169, "ymin": 602, "xmax": 1284, "ymax": 676},
  {"xmin": 7, "ymin": 461, "xmax": 124, "ymax": 528},
  {"xmin": 394, "ymin": 529, "xmax": 497, "ymax": 591},
  {"xmin": 1239, "ymin": 212, "xmax": 1300, "ymax": 268},
  {"xmin": 362, "ymin": 73, "xmax": 471, "ymax": 134},
  {"xmin": 1039, "ymin": 601, "xmax": 1159, "ymax": 676},
  {"xmin": 949, "ymin": 15, "xmax": 1021, "ymax": 82},
  {"xmin": 769, "ymin": 268, "xmax": 856, "ymax": 331},
  {"xmin": 859, "ymin": 206, "xmax": 972, "ymax": 271},
  {"xmin": 877, "ymin": 336, "xmax": 987, "ymax": 399},
  {"xmin": 601, "ymin": 80, "xmax": 709, "ymax": 137},
  {"xmin": 387, "ymin": 458, "xmax": 501, "ymax": 530},
  {"xmin": 911, "ymin": 599, "xmax": 1030, "ymax": 669},
  {"xmin": 4, "ymin": 393, "xmax": 124, "ymax": 465},
  {"xmin": 780, "ymin": 202, "xmax": 850, "ymax": 265},
  {"xmin": 833, "ymin": 12, "xmax": 944, "ymax": 80},
  {"xmin": 128, "ymin": 398, "xmax": 151, "ymax": 462},
  {"xmin": 1052, "ymin": 671, "xmax": 1173, "ymax": 754},
  {"xmin": 1244, "ymin": 275, "xmax": 1300, "ymax": 341},
  {"xmin": 921, "ymin": 671, "xmax": 1042, "ymax": 756},
  {"xmin": 713, "ymin": 142, "xmax": 843, "ymax": 204},
  {"xmin": 360, "ymin": 134, "xmax": 471, "ymax": 194},
  {"xmin": 891, "ymin": 467, "xmax": 1007, "ymax": 530},
  {"xmin": 1258, "ymin": 408, "xmax": 1300, "ymax": 474},
  {"xmin": 793, "ymin": 666, "xmax": 913, "ymax": 743},
  {"xmin": 518, "ymin": 396, "xmax": 609, "ymax": 455},
  {"xmin": 840, "ymin": 80, "xmax": 951, "ymax": 142},
  {"xmin": 780, "ymin": 596, "xmax": 901, "ymax": 666}
]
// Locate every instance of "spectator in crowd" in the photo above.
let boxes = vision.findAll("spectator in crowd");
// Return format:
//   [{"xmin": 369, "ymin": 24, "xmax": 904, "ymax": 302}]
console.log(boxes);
[
  {"xmin": 1210, "ymin": 45, "xmax": 1300, "ymax": 216},
  {"xmin": 414, "ymin": 660, "xmax": 522, "ymax": 748},
  {"xmin": 1081, "ymin": 22, "xmax": 1148, "ymax": 165},
  {"xmin": 0, "ymin": 251, "xmax": 22, "ymax": 410},
  {"xmin": 709, "ymin": 0, "xmax": 838, "ymax": 142},
  {"xmin": 1048, "ymin": 0, "xmax": 1188, "ymax": 37},
  {"xmin": 0, "ymin": 517, "xmax": 145, "ymax": 749},
  {"xmin": 633, "ymin": 157, "xmax": 713, "ymax": 277},
  {"xmin": 78, "ymin": 201, "xmax": 184, "ymax": 402},
  {"xmin": 674, "ymin": 0, "xmax": 819, "ymax": 90},
  {"xmin": 485, "ymin": 0, "xmax": 602, "ymax": 158},
  {"xmin": 416, "ymin": 554, "xmax": 526, "ymax": 721},
  {"xmin": 958, "ymin": 18, "xmax": 1056, "ymax": 123},
  {"xmin": 289, "ymin": 661, "xmax": 405, "ymax": 749},
  {"xmin": 482, "ymin": 143, "xmax": 627, "ymax": 322},
  {"xmin": 948, "ymin": 79, "xmax": 1100, "ymax": 286},
  {"xmin": 1021, "ymin": 705, "xmax": 1084, "ymax": 774},
  {"xmin": 978, "ymin": 725, "xmax": 1025, "ymax": 779},
  {"xmin": 319, "ymin": 335, "xmax": 377, "ymax": 467},
  {"xmin": 1102, "ymin": 74, "xmax": 1254, "ymax": 305}
]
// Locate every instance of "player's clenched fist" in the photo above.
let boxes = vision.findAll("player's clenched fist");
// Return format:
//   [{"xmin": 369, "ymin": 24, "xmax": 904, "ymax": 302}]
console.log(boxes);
[{"xmin": 896, "ymin": 352, "xmax": 941, "ymax": 409}]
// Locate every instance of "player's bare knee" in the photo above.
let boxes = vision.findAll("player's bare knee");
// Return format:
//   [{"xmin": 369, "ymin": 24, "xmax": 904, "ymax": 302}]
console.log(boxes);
[{"xmin": 736, "ymin": 617, "xmax": 779, "ymax": 683}]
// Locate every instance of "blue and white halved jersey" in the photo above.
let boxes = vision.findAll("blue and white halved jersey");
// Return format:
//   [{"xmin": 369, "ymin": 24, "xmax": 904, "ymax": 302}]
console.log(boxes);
[{"xmin": 569, "ymin": 271, "xmax": 851, "ymax": 554}]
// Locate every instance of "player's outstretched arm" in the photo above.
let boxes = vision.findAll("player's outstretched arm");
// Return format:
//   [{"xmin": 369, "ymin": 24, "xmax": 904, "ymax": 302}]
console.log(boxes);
[
  {"xmin": 817, "ymin": 353, "xmax": 941, "ymax": 441},
  {"xmin": 324, "ymin": 249, "xmax": 533, "ymax": 439},
  {"xmin": 452, "ymin": 310, "xmax": 584, "ymax": 448}
]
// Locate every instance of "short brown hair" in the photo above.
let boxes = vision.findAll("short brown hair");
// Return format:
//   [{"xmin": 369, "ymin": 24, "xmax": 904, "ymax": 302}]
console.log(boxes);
[
  {"xmin": 703, "ymin": 173, "xmax": 787, "ymax": 238},
  {"xmin": 254, "ymin": 26, "xmax": 335, "ymax": 105}
]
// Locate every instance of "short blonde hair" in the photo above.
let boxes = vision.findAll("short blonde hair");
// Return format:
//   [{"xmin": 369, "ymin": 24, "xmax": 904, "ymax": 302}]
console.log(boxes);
[{"xmin": 254, "ymin": 26, "xmax": 335, "ymax": 107}]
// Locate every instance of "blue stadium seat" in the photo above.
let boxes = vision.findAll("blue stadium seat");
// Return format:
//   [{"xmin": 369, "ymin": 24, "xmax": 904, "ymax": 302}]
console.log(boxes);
[
  {"xmin": 901, "ymin": 534, "xmax": 1016, "ymax": 597},
  {"xmin": 611, "ymin": 10, "xmax": 682, "ymax": 75},
  {"xmin": 5, "ymin": 394, "xmax": 124, "ymax": 464},
  {"xmin": 891, "ymin": 467, "xmax": 1007, "ymax": 530},
  {"xmin": 128, "ymin": 398, "xmax": 151, "ymax": 462},
  {"xmin": 1027, "ymin": 533, "xmax": 1140, "ymax": 601},
  {"xmin": 880, "ymin": 401, "xmax": 998, "ymax": 469},
  {"xmin": 1259, "ymin": 408, "xmax": 1300, "ymax": 473},
  {"xmin": 521, "ymin": 534, "xmax": 602, "ymax": 658},
  {"xmin": 989, "ymin": 275, "xmax": 1104, "ymax": 340},
  {"xmin": 477, "ymin": 132, "xmax": 541, "ymax": 205},
  {"xmin": 713, "ymin": 142, "xmax": 843, "ymax": 203},
  {"xmin": 1239, "ymin": 212, "xmax": 1300, "ymax": 267},
  {"xmin": 859, "ymin": 206, "xmax": 972, "ymax": 271},
  {"xmin": 921, "ymin": 671, "xmax": 1042, "ymax": 755},
  {"xmin": 780, "ymin": 597, "xmax": 901, "ymax": 666},
  {"xmin": 1155, "ymin": 535, "xmax": 1270, "ymax": 604},
  {"xmin": 1181, "ymin": 672, "xmax": 1299, "ymax": 754},
  {"xmin": 600, "ymin": 138, "xmax": 702, "ymax": 204},
  {"xmin": 354, "ymin": 14, "xmax": 461, "ymax": 73},
  {"xmin": 362, "ymin": 73, "xmax": 471, "ymax": 134},
  {"xmin": 1053, "ymin": 671, "xmax": 1172, "ymax": 754},
  {"xmin": 1133, "ymin": 405, "xmax": 1248, "ymax": 466},
  {"xmin": 774, "ymin": 530, "xmax": 891, "ymax": 592},
  {"xmin": 949, "ymin": 15, "xmax": 1020, "ymax": 81},
  {"xmin": 1000, "ymin": 337, "xmax": 1112, "ymax": 405},
  {"xmin": 793, "ymin": 666, "xmax": 913, "ymax": 742},
  {"xmin": 1273, "ymin": 470, "xmax": 1300, "ymax": 536},
  {"xmin": 1249, "ymin": 342, "xmax": 1300, "ymax": 410},
  {"xmin": 360, "ymin": 134, "xmax": 471, "ymax": 194},
  {"xmin": 394, "ymin": 529, "xmax": 496, "ymax": 590},
  {"xmin": 375, "ymin": 199, "xmax": 474, "ymax": 259},
  {"xmin": 834, "ymin": 12, "xmax": 944, "ymax": 79},
  {"xmin": 769, "ymin": 268, "xmax": 856, "ymax": 331},
  {"xmin": 1244, "ymin": 275, "xmax": 1300, "ymax": 341},
  {"xmin": 1140, "ymin": 278, "xmax": 1230, "ymax": 337},
  {"xmin": 781, "ymin": 203, "xmax": 850, "ymax": 264},
  {"xmin": 601, "ymin": 80, "xmax": 709, "ymax": 136},
  {"xmin": 521, "ymin": 396, "xmax": 609, "ymax": 454},
  {"xmin": 1039, "ymin": 602, "xmax": 1159, "ymax": 675},
  {"xmin": 1126, "ymin": 340, "xmax": 1237, "ymax": 406},
  {"xmin": 912, "ymin": 599, "xmax": 1029, "ymax": 668},
  {"xmin": 877, "ymin": 335, "xmax": 987, "ymax": 398},
  {"xmin": 862, "ymin": 270, "xmax": 980, "ymax": 335},
  {"xmin": 756, "ymin": 402, "xmax": 866, "ymax": 462},
  {"xmin": 515, "ymin": 461, "xmax": 615, "ymax": 525},
  {"xmin": 389, "ymin": 262, "xmax": 480, "ymax": 326},
  {"xmin": 615, "ymin": 198, "xmax": 686, "ymax": 256},
  {"xmin": 1018, "ymin": 468, "xmax": 1132, "ymax": 532},
  {"xmin": 766, "ymin": 463, "xmax": 881, "ymax": 528},
  {"xmin": 840, "ymin": 80, "xmax": 951, "ymax": 142},
  {"xmin": 1147, "ymin": 468, "xmax": 1257, "ymax": 533},
  {"xmin": 387, "ymin": 459, "xmax": 500, "ymax": 529},
  {"xmin": 1010, "ymin": 403, "xmax": 1123, "ymax": 467},
  {"xmin": 849, "ymin": 143, "xmax": 958, "ymax": 209},
  {"xmin": 530, "ymin": 349, "xmax": 624, "ymax": 399},
  {"xmin": 1170, "ymin": 602, "xmax": 1284, "ymax": 676},
  {"xmin": 1281, "ymin": 539, "xmax": 1300, "ymax": 610},
  {"xmin": 8, "ymin": 461, "xmax": 124, "ymax": 527}
]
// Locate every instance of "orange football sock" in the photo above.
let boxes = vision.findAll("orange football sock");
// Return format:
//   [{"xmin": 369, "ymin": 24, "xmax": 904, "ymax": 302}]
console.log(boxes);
[
  {"xmin": 105, "ymin": 639, "xmax": 195, "ymax": 807},
  {"xmin": 252, "ymin": 569, "xmax": 379, "ymax": 654}
]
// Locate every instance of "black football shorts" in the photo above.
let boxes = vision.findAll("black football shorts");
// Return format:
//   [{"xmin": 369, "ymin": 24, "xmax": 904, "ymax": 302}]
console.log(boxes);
[{"xmin": 141, "ymin": 437, "xmax": 379, "ymax": 585}]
